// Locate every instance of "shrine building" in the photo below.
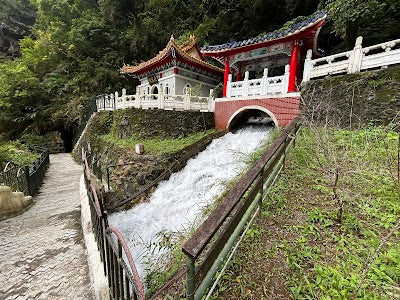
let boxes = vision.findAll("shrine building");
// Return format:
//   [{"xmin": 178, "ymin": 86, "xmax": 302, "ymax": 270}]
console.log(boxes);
[
  {"xmin": 120, "ymin": 35, "xmax": 223, "ymax": 97},
  {"xmin": 201, "ymin": 11, "xmax": 327, "ymax": 129},
  {"xmin": 115, "ymin": 11, "xmax": 327, "ymax": 130}
]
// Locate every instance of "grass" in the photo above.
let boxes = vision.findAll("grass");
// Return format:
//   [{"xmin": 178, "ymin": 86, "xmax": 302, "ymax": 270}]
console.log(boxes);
[
  {"xmin": 99, "ymin": 129, "xmax": 218, "ymax": 155},
  {"xmin": 209, "ymin": 127, "xmax": 400, "ymax": 299},
  {"xmin": 0, "ymin": 141, "xmax": 39, "ymax": 166}
]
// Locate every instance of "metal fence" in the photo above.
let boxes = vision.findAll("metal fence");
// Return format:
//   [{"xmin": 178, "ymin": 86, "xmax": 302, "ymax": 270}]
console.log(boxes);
[
  {"xmin": 72, "ymin": 95, "xmax": 101, "ymax": 147},
  {"xmin": 0, "ymin": 145, "xmax": 50, "ymax": 196},
  {"xmin": 182, "ymin": 118, "xmax": 300, "ymax": 300},
  {"xmin": 82, "ymin": 149, "xmax": 145, "ymax": 300}
]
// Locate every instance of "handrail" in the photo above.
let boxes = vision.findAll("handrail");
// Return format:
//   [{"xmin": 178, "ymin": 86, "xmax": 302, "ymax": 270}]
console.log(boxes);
[
  {"xmin": 182, "ymin": 118, "xmax": 299, "ymax": 259},
  {"xmin": 82, "ymin": 148, "xmax": 146, "ymax": 299},
  {"xmin": 182, "ymin": 118, "xmax": 300, "ymax": 299},
  {"xmin": 106, "ymin": 227, "xmax": 146, "ymax": 300},
  {"xmin": 82, "ymin": 149, "xmax": 102, "ymax": 217}
]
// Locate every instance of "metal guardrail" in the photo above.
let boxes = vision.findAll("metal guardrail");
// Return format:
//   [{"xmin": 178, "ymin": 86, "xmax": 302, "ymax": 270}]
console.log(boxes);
[
  {"xmin": 82, "ymin": 149, "xmax": 145, "ymax": 300},
  {"xmin": 0, "ymin": 145, "xmax": 50, "ymax": 196},
  {"xmin": 182, "ymin": 118, "xmax": 300, "ymax": 300},
  {"xmin": 72, "ymin": 95, "xmax": 103, "ymax": 147}
]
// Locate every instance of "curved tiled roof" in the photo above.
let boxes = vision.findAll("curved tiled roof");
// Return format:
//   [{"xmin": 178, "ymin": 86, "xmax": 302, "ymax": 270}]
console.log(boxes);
[
  {"xmin": 120, "ymin": 36, "xmax": 222, "ymax": 75},
  {"xmin": 201, "ymin": 11, "xmax": 327, "ymax": 54}
]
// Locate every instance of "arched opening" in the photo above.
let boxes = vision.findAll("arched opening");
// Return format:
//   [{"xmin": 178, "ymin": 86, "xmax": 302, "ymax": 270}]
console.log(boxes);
[
  {"xmin": 151, "ymin": 86, "xmax": 158, "ymax": 99},
  {"xmin": 227, "ymin": 106, "xmax": 277, "ymax": 131},
  {"xmin": 183, "ymin": 83, "xmax": 191, "ymax": 95},
  {"xmin": 60, "ymin": 127, "xmax": 75, "ymax": 152}
]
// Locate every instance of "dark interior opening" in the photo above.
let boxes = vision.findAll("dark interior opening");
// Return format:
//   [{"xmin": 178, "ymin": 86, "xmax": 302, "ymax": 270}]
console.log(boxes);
[
  {"xmin": 229, "ymin": 109, "xmax": 275, "ymax": 131},
  {"xmin": 60, "ymin": 128, "xmax": 75, "ymax": 152}
]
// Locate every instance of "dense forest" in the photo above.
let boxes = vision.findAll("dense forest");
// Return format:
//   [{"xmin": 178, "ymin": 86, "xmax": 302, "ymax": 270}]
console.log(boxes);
[{"xmin": 0, "ymin": 0, "xmax": 399, "ymax": 144}]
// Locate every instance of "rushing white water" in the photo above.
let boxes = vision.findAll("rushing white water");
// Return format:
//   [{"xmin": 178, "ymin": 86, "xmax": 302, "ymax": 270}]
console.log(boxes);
[{"xmin": 108, "ymin": 125, "xmax": 272, "ymax": 280}]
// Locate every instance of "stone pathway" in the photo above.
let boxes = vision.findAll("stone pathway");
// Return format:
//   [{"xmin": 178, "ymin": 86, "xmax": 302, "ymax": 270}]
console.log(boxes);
[{"xmin": 0, "ymin": 154, "xmax": 94, "ymax": 300}]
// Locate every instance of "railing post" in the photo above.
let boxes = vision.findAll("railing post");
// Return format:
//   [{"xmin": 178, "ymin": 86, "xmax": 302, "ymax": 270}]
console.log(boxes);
[
  {"xmin": 106, "ymin": 167, "xmax": 111, "ymax": 191},
  {"xmin": 226, "ymin": 74, "xmax": 232, "ymax": 97},
  {"xmin": 186, "ymin": 256, "xmax": 195, "ymax": 300},
  {"xmin": 259, "ymin": 167, "xmax": 264, "ymax": 213},
  {"xmin": 243, "ymin": 71, "xmax": 249, "ymax": 96},
  {"xmin": 208, "ymin": 89, "xmax": 214, "ymax": 112},
  {"xmin": 159, "ymin": 90, "xmax": 165, "ymax": 109},
  {"xmin": 184, "ymin": 94, "xmax": 191, "ymax": 110},
  {"xmin": 262, "ymin": 68, "xmax": 269, "ymax": 95},
  {"xmin": 302, "ymin": 49, "xmax": 313, "ymax": 82},
  {"xmin": 24, "ymin": 166, "xmax": 32, "ymax": 196},
  {"xmin": 122, "ymin": 88, "xmax": 127, "ymax": 109},
  {"xmin": 114, "ymin": 91, "xmax": 118, "ymax": 110},
  {"xmin": 283, "ymin": 65, "xmax": 290, "ymax": 93},
  {"xmin": 348, "ymin": 36, "xmax": 363, "ymax": 73}
]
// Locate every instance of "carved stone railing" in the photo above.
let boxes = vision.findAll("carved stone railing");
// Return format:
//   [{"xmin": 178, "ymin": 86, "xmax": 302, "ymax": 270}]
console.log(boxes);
[
  {"xmin": 97, "ymin": 90, "xmax": 215, "ymax": 113},
  {"xmin": 226, "ymin": 65, "xmax": 290, "ymax": 98},
  {"xmin": 303, "ymin": 37, "xmax": 400, "ymax": 82}
]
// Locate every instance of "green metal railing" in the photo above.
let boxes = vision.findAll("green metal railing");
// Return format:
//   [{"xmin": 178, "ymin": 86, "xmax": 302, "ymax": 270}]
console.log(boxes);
[
  {"xmin": 82, "ymin": 149, "xmax": 145, "ymax": 300},
  {"xmin": 0, "ymin": 145, "xmax": 50, "ymax": 196},
  {"xmin": 182, "ymin": 118, "xmax": 300, "ymax": 300}
]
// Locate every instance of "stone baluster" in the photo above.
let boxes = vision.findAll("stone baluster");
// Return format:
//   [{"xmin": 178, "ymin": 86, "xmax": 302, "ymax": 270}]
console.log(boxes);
[
  {"xmin": 262, "ymin": 68, "xmax": 269, "ymax": 95},
  {"xmin": 114, "ymin": 92, "xmax": 118, "ymax": 110},
  {"xmin": 243, "ymin": 71, "xmax": 249, "ymax": 97},
  {"xmin": 348, "ymin": 36, "xmax": 363, "ymax": 73},
  {"xmin": 208, "ymin": 89, "xmax": 214, "ymax": 112},
  {"xmin": 184, "ymin": 94, "xmax": 191, "ymax": 110},
  {"xmin": 226, "ymin": 74, "xmax": 232, "ymax": 97},
  {"xmin": 158, "ymin": 87, "xmax": 164, "ymax": 109},
  {"xmin": 122, "ymin": 88, "xmax": 127, "ymax": 108},
  {"xmin": 302, "ymin": 49, "xmax": 313, "ymax": 82},
  {"xmin": 283, "ymin": 64, "xmax": 290, "ymax": 93}
]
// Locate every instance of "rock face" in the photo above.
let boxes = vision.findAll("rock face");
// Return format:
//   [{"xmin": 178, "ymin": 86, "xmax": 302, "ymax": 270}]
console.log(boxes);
[
  {"xmin": 0, "ymin": 0, "xmax": 36, "ymax": 58},
  {"xmin": 0, "ymin": 185, "xmax": 32, "ymax": 216}
]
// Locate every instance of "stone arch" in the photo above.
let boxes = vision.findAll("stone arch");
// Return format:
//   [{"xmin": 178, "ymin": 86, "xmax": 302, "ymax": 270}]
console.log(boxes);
[{"xmin": 226, "ymin": 105, "xmax": 278, "ymax": 130}]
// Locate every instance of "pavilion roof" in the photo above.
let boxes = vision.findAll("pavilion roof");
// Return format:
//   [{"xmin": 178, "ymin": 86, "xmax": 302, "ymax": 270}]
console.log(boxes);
[
  {"xmin": 120, "ymin": 35, "xmax": 223, "ymax": 76},
  {"xmin": 201, "ymin": 11, "xmax": 327, "ymax": 56}
]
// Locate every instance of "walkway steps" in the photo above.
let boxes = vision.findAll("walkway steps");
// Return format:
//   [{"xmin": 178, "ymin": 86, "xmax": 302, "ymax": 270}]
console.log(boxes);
[{"xmin": 0, "ymin": 153, "xmax": 94, "ymax": 300}]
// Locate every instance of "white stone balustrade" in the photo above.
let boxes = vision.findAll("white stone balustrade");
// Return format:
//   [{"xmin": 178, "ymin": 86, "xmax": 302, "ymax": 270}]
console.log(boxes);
[
  {"xmin": 96, "ymin": 89, "xmax": 215, "ymax": 113},
  {"xmin": 303, "ymin": 37, "xmax": 400, "ymax": 82},
  {"xmin": 226, "ymin": 64, "xmax": 290, "ymax": 98}
]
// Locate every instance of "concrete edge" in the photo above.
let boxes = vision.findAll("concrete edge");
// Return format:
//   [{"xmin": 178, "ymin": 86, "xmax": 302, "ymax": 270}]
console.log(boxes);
[{"xmin": 79, "ymin": 175, "xmax": 110, "ymax": 300}]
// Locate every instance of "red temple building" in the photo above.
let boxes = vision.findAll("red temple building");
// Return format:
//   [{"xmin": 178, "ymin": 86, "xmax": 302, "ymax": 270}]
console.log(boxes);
[{"xmin": 201, "ymin": 11, "xmax": 326, "ymax": 129}]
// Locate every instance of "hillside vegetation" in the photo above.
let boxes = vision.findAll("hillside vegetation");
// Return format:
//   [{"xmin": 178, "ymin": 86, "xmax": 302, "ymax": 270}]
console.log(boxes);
[
  {"xmin": 0, "ymin": 0, "xmax": 399, "ymax": 143},
  {"xmin": 211, "ymin": 126, "xmax": 399, "ymax": 299}
]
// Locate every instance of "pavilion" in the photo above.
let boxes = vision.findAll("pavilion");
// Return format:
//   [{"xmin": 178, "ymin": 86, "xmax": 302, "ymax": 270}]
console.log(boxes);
[
  {"xmin": 120, "ymin": 35, "xmax": 223, "ymax": 98},
  {"xmin": 201, "ymin": 11, "xmax": 327, "ymax": 97}
]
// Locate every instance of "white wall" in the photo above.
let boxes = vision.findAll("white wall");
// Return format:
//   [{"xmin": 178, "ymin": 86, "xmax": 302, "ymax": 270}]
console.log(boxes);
[{"xmin": 136, "ymin": 67, "xmax": 219, "ymax": 96}]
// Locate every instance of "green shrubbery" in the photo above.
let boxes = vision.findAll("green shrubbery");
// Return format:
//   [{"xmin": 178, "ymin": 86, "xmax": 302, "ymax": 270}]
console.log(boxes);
[
  {"xmin": 212, "ymin": 127, "xmax": 399, "ymax": 299},
  {"xmin": 0, "ymin": 141, "xmax": 39, "ymax": 166}
]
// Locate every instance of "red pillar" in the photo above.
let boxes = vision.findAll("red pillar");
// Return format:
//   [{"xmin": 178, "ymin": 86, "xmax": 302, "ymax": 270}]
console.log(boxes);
[
  {"xmin": 223, "ymin": 59, "xmax": 230, "ymax": 97},
  {"xmin": 288, "ymin": 40, "xmax": 300, "ymax": 92}
]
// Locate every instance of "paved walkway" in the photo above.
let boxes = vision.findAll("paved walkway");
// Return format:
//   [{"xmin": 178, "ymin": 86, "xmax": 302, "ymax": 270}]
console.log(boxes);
[{"xmin": 0, "ymin": 154, "xmax": 94, "ymax": 300}]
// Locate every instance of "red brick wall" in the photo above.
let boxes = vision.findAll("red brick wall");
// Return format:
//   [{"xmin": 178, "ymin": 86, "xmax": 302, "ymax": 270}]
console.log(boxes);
[{"xmin": 214, "ymin": 96, "xmax": 300, "ymax": 130}]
